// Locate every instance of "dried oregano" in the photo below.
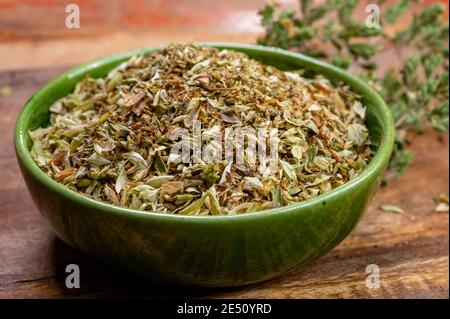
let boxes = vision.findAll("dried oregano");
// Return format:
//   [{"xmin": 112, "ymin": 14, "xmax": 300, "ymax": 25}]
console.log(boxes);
[{"xmin": 30, "ymin": 44, "xmax": 372, "ymax": 215}]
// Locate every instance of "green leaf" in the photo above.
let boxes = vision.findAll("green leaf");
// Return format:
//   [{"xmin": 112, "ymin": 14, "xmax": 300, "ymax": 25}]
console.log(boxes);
[
  {"xmin": 388, "ymin": 145, "xmax": 413, "ymax": 179},
  {"xmin": 342, "ymin": 23, "xmax": 382, "ymax": 38},
  {"xmin": 331, "ymin": 54, "xmax": 352, "ymax": 69},
  {"xmin": 348, "ymin": 43, "xmax": 378, "ymax": 59},
  {"xmin": 178, "ymin": 194, "xmax": 207, "ymax": 215},
  {"xmin": 259, "ymin": 3, "xmax": 275, "ymax": 27},
  {"xmin": 431, "ymin": 102, "xmax": 449, "ymax": 132},
  {"xmin": 386, "ymin": 0, "xmax": 412, "ymax": 24}
]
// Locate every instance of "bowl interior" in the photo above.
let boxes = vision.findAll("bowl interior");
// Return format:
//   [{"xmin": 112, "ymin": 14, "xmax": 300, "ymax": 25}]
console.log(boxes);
[{"xmin": 15, "ymin": 43, "xmax": 394, "ymax": 218}]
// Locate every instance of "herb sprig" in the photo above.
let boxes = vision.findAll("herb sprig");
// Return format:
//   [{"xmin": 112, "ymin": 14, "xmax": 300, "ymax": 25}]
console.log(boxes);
[{"xmin": 258, "ymin": 0, "xmax": 449, "ymax": 180}]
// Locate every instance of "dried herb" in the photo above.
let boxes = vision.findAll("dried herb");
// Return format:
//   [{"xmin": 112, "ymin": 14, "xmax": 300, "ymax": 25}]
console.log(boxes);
[
  {"xmin": 30, "ymin": 44, "xmax": 372, "ymax": 215},
  {"xmin": 258, "ymin": 1, "xmax": 449, "ymax": 180},
  {"xmin": 434, "ymin": 193, "xmax": 449, "ymax": 213},
  {"xmin": 380, "ymin": 204, "xmax": 405, "ymax": 214},
  {"xmin": 0, "ymin": 85, "xmax": 12, "ymax": 97}
]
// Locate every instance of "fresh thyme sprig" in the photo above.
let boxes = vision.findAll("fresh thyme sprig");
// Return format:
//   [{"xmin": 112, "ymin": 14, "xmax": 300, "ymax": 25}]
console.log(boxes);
[{"xmin": 258, "ymin": 0, "xmax": 449, "ymax": 180}]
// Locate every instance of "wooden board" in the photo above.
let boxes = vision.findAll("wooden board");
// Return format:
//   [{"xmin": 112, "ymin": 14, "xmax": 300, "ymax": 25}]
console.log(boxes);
[{"xmin": 0, "ymin": 66, "xmax": 448, "ymax": 299}]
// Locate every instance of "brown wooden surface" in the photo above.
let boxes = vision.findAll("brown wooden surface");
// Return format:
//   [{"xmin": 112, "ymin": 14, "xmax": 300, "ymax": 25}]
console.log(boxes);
[
  {"xmin": 0, "ymin": 65, "xmax": 448, "ymax": 299},
  {"xmin": 0, "ymin": 0, "xmax": 448, "ymax": 299}
]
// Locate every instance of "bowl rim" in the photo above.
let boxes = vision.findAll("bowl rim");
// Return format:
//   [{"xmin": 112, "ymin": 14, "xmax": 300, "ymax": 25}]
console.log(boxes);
[{"xmin": 14, "ymin": 42, "xmax": 395, "ymax": 222}]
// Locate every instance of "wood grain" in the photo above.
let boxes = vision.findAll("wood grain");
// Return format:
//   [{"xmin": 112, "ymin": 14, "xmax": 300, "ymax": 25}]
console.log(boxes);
[
  {"xmin": 0, "ymin": 66, "xmax": 448, "ymax": 299},
  {"xmin": 0, "ymin": 0, "xmax": 265, "ymax": 71}
]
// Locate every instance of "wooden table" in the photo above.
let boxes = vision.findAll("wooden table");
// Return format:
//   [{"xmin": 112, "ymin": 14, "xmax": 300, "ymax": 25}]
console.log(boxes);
[{"xmin": 0, "ymin": 0, "xmax": 448, "ymax": 299}]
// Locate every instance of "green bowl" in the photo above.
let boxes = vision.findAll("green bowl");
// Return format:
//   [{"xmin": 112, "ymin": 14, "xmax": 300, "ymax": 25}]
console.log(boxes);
[{"xmin": 14, "ymin": 43, "xmax": 394, "ymax": 287}]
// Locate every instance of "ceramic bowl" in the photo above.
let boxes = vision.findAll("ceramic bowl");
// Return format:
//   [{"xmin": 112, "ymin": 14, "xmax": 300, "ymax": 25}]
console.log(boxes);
[{"xmin": 15, "ymin": 43, "xmax": 394, "ymax": 287}]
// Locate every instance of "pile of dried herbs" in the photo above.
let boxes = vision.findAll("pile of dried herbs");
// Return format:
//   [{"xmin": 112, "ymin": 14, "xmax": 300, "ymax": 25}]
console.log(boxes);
[{"xmin": 30, "ymin": 44, "xmax": 372, "ymax": 215}]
